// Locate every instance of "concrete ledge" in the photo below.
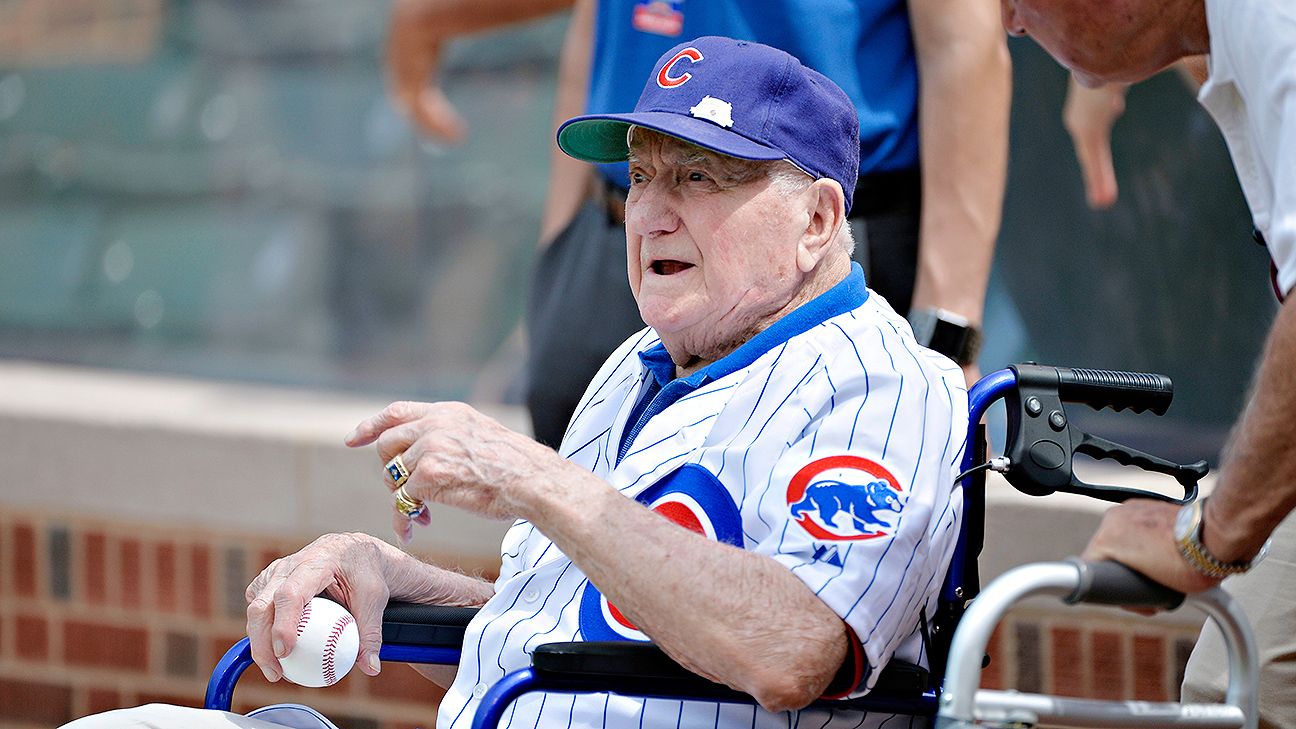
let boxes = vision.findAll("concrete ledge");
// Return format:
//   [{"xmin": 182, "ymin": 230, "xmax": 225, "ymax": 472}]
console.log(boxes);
[
  {"xmin": 0, "ymin": 359, "xmax": 1212, "ymax": 631},
  {"xmin": 0, "ymin": 360, "xmax": 520, "ymax": 558}
]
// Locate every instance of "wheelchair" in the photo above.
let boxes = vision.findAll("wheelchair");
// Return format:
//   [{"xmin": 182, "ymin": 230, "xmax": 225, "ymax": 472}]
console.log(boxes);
[{"xmin": 206, "ymin": 364, "xmax": 1259, "ymax": 729}]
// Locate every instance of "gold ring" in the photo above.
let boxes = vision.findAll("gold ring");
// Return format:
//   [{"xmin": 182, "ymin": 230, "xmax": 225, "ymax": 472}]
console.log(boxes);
[
  {"xmin": 393, "ymin": 485, "xmax": 426, "ymax": 519},
  {"xmin": 385, "ymin": 454, "xmax": 410, "ymax": 488}
]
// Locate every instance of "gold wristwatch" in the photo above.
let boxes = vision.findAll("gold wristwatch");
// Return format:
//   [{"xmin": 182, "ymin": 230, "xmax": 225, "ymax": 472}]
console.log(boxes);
[{"xmin": 1173, "ymin": 499, "xmax": 1269, "ymax": 579}]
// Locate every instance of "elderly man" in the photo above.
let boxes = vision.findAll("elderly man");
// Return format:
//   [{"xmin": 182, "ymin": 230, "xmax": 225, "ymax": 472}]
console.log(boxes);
[
  {"xmin": 63, "ymin": 37, "xmax": 967, "ymax": 729},
  {"xmin": 999, "ymin": 0, "xmax": 1296, "ymax": 726}
]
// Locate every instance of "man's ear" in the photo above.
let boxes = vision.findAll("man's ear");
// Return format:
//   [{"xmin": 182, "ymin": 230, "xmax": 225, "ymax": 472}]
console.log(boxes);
[{"xmin": 797, "ymin": 179, "xmax": 847, "ymax": 273}]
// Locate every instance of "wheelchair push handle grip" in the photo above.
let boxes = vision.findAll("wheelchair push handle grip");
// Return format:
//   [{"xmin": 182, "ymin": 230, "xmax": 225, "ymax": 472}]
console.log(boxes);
[
  {"xmin": 1064, "ymin": 558, "xmax": 1185, "ymax": 610},
  {"xmin": 1055, "ymin": 366, "xmax": 1174, "ymax": 415}
]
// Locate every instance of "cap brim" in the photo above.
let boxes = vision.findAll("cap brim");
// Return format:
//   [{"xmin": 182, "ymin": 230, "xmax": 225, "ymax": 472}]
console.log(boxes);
[{"xmin": 557, "ymin": 111, "xmax": 787, "ymax": 165}]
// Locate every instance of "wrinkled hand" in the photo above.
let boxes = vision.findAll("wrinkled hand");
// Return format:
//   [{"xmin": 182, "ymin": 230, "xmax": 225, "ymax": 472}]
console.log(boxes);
[
  {"xmin": 347, "ymin": 401, "xmax": 561, "ymax": 543},
  {"xmin": 1063, "ymin": 75, "xmax": 1127, "ymax": 210},
  {"xmin": 245, "ymin": 533, "xmax": 404, "ymax": 682},
  {"xmin": 385, "ymin": 0, "xmax": 468, "ymax": 142},
  {"xmin": 1081, "ymin": 499, "xmax": 1222, "ymax": 597}
]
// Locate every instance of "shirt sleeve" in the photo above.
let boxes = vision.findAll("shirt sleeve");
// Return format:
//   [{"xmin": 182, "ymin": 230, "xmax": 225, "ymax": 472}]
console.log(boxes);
[
  {"xmin": 740, "ymin": 334, "xmax": 969, "ymax": 695},
  {"xmin": 1268, "ymin": 59, "xmax": 1296, "ymax": 297}
]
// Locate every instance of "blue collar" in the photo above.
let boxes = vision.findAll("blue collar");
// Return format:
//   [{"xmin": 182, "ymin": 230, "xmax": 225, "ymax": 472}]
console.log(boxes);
[
  {"xmin": 638, "ymin": 263, "xmax": 869, "ymax": 388},
  {"xmin": 618, "ymin": 264, "xmax": 867, "ymax": 464}
]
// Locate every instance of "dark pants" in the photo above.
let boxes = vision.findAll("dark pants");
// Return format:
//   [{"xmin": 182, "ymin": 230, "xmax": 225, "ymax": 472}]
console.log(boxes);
[{"xmin": 525, "ymin": 169, "xmax": 921, "ymax": 448}]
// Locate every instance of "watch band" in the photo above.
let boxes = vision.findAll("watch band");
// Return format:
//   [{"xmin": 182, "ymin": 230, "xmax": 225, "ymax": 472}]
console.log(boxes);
[
  {"xmin": 907, "ymin": 307, "xmax": 982, "ymax": 366},
  {"xmin": 1174, "ymin": 500, "xmax": 1268, "ymax": 579}
]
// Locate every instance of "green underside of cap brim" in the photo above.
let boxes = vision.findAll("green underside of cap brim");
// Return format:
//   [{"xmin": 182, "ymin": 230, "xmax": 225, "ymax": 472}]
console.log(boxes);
[
  {"xmin": 558, "ymin": 120, "xmax": 635, "ymax": 163},
  {"xmin": 558, "ymin": 113, "xmax": 787, "ymax": 165}
]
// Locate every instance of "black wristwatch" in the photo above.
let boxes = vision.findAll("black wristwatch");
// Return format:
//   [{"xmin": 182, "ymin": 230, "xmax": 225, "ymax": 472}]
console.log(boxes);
[{"xmin": 907, "ymin": 307, "xmax": 981, "ymax": 366}]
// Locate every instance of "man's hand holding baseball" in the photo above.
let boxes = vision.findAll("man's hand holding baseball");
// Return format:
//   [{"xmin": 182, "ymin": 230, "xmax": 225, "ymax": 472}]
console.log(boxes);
[
  {"xmin": 244, "ymin": 534, "xmax": 397, "ymax": 683},
  {"xmin": 244, "ymin": 531, "xmax": 493, "ymax": 683}
]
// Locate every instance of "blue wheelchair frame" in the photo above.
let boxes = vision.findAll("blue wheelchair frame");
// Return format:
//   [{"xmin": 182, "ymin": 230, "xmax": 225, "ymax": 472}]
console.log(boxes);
[{"xmin": 207, "ymin": 365, "xmax": 1214, "ymax": 728}]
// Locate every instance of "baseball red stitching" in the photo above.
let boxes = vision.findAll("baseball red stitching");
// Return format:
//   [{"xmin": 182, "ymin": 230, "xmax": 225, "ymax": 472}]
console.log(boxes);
[
  {"xmin": 321, "ymin": 614, "xmax": 354, "ymax": 686},
  {"xmin": 296, "ymin": 600, "xmax": 313, "ymax": 638}
]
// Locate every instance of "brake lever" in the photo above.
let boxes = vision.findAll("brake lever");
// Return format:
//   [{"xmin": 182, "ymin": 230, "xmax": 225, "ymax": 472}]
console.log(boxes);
[
  {"xmin": 1002, "ymin": 370, "xmax": 1206, "ymax": 504},
  {"xmin": 1067, "ymin": 431, "xmax": 1205, "ymax": 504}
]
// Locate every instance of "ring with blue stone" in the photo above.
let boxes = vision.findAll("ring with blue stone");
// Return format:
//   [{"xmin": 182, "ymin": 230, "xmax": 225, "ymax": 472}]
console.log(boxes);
[
  {"xmin": 393, "ymin": 485, "xmax": 426, "ymax": 519},
  {"xmin": 385, "ymin": 454, "xmax": 411, "ymax": 488}
]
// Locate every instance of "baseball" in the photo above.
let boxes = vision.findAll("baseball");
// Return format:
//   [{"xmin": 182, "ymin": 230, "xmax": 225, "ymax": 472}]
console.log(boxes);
[{"xmin": 278, "ymin": 597, "xmax": 360, "ymax": 688}]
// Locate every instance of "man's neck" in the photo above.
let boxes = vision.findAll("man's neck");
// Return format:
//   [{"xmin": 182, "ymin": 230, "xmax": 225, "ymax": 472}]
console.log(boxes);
[
  {"xmin": 1174, "ymin": 0, "xmax": 1211, "ymax": 58},
  {"xmin": 668, "ymin": 254, "xmax": 852, "ymax": 379}
]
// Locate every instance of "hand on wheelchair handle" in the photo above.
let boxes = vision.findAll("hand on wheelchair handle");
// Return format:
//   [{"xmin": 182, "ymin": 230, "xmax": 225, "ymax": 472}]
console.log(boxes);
[{"xmin": 1081, "ymin": 498, "xmax": 1224, "ymax": 597}]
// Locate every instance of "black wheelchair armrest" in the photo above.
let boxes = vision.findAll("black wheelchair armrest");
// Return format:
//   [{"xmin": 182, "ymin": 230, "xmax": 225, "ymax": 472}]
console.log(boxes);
[
  {"xmin": 531, "ymin": 641, "xmax": 928, "ymax": 702},
  {"xmin": 533, "ymin": 642, "xmax": 746, "ymax": 701},
  {"xmin": 870, "ymin": 660, "xmax": 929, "ymax": 696},
  {"xmin": 381, "ymin": 602, "xmax": 479, "ymax": 647}
]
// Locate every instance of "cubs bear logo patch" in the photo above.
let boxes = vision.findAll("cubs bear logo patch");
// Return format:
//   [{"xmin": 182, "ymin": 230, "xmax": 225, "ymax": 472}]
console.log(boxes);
[{"xmin": 787, "ymin": 455, "xmax": 905, "ymax": 541}]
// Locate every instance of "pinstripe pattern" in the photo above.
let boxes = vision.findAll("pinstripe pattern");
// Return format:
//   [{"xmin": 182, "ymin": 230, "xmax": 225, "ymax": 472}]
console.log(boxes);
[{"xmin": 438, "ymin": 276, "xmax": 968, "ymax": 729}]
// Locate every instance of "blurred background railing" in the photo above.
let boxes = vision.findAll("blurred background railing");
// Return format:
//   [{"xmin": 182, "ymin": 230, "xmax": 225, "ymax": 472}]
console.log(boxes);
[{"xmin": 0, "ymin": 0, "xmax": 565, "ymax": 403}]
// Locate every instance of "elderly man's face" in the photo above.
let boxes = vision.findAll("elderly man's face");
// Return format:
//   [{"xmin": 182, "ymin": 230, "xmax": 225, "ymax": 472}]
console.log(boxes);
[
  {"xmin": 999, "ymin": 0, "xmax": 1190, "ymax": 86},
  {"xmin": 625, "ymin": 131, "xmax": 813, "ymax": 360}
]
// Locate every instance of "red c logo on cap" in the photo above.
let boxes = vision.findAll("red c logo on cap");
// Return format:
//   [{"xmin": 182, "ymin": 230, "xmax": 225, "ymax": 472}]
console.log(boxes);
[{"xmin": 657, "ymin": 48, "xmax": 703, "ymax": 89}]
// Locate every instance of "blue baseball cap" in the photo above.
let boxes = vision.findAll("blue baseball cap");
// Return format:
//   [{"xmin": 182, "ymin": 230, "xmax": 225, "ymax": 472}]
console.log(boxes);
[{"xmin": 557, "ymin": 36, "xmax": 861, "ymax": 214}]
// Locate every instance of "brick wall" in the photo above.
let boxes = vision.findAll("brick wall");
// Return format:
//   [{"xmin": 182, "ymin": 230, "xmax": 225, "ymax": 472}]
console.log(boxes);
[
  {"xmin": 0, "ymin": 508, "xmax": 502, "ymax": 729},
  {"xmin": 0, "ymin": 506, "xmax": 1206, "ymax": 729},
  {"xmin": 977, "ymin": 610, "xmax": 1201, "ymax": 699}
]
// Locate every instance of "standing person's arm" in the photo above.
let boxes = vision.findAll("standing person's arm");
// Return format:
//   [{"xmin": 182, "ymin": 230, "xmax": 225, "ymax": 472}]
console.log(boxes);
[
  {"xmin": 1206, "ymin": 296, "xmax": 1296, "ymax": 563},
  {"xmin": 907, "ymin": 0, "xmax": 1011, "ymax": 382},
  {"xmin": 386, "ymin": 0, "xmax": 574, "ymax": 142},
  {"xmin": 1083, "ymin": 48, "xmax": 1296, "ymax": 591},
  {"xmin": 539, "ymin": 0, "xmax": 596, "ymax": 246},
  {"xmin": 1084, "ymin": 295, "xmax": 1296, "ymax": 592}
]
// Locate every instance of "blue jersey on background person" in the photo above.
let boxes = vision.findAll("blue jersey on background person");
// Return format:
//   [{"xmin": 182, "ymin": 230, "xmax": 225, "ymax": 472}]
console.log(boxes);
[{"xmin": 586, "ymin": 0, "xmax": 919, "ymax": 190}]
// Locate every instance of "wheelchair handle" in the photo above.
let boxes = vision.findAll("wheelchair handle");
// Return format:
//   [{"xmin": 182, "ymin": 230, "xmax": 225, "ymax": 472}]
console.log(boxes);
[
  {"xmin": 1000, "ymin": 364, "xmax": 1204, "ymax": 505},
  {"xmin": 937, "ymin": 559, "xmax": 1258, "ymax": 729},
  {"xmin": 1064, "ymin": 558, "xmax": 1184, "ymax": 609},
  {"xmin": 1034, "ymin": 364, "xmax": 1175, "ymax": 415}
]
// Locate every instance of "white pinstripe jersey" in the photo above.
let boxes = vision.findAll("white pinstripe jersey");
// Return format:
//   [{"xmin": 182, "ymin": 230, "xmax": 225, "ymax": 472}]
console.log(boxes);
[{"xmin": 437, "ymin": 266, "xmax": 969, "ymax": 729}]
